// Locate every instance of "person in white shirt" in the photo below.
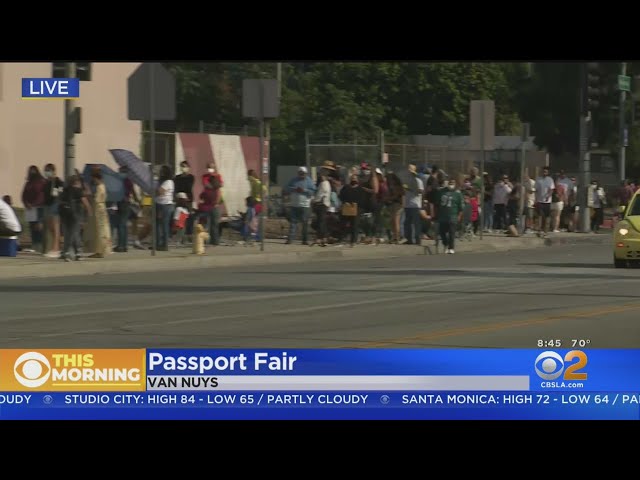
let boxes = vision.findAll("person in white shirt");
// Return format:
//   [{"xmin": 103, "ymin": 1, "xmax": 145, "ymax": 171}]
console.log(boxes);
[
  {"xmin": 588, "ymin": 180, "xmax": 606, "ymax": 233},
  {"xmin": 535, "ymin": 166, "xmax": 555, "ymax": 236},
  {"xmin": 313, "ymin": 170, "xmax": 332, "ymax": 246},
  {"xmin": 155, "ymin": 165, "xmax": 175, "ymax": 251},
  {"xmin": 523, "ymin": 174, "xmax": 536, "ymax": 233},
  {"xmin": 0, "ymin": 197, "xmax": 22, "ymax": 237},
  {"xmin": 173, "ymin": 192, "xmax": 191, "ymax": 245},
  {"xmin": 492, "ymin": 175, "xmax": 512, "ymax": 232}
]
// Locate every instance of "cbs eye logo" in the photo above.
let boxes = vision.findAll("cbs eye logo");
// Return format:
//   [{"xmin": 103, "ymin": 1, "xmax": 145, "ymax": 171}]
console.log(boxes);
[
  {"xmin": 14, "ymin": 352, "xmax": 51, "ymax": 388},
  {"xmin": 534, "ymin": 350, "xmax": 588, "ymax": 381}
]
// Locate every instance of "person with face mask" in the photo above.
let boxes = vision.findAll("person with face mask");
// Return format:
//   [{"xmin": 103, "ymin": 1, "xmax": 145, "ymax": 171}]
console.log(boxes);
[
  {"xmin": 174, "ymin": 161, "xmax": 195, "ymax": 241},
  {"xmin": 59, "ymin": 175, "xmax": 92, "ymax": 261},
  {"xmin": 42, "ymin": 163, "xmax": 64, "ymax": 258},
  {"xmin": 436, "ymin": 178, "xmax": 464, "ymax": 254},
  {"xmin": 175, "ymin": 161, "xmax": 195, "ymax": 202},
  {"xmin": 202, "ymin": 163, "xmax": 224, "ymax": 189},
  {"xmin": 338, "ymin": 174, "xmax": 364, "ymax": 246},
  {"xmin": 588, "ymin": 179, "xmax": 606, "ymax": 233},
  {"xmin": 114, "ymin": 167, "xmax": 138, "ymax": 253},
  {"xmin": 21, "ymin": 165, "xmax": 47, "ymax": 253},
  {"xmin": 286, "ymin": 167, "xmax": 316, "ymax": 245},
  {"xmin": 88, "ymin": 167, "xmax": 112, "ymax": 258},
  {"xmin": 403, "ymin": 164, "xmax": 424, "ymax": 245},
  {"xmin": 534, "ymin": 166, "xmax": 555, "ymax": 237}
]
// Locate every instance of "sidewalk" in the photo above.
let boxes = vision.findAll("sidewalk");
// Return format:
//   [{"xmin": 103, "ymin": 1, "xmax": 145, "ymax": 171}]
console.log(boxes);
[{"xmin": 0, "ymin": 231, "xmax": 611, "ymax": 280}]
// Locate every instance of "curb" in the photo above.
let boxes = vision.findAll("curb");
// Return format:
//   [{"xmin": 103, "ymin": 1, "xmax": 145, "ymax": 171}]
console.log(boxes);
[
  {"xmin": 544, "ymin": 234, "xmax": 611, "ymax": 247},
  {"xmin": 1, "ymin": 234, "xmax": 611, "ymax": 280}
]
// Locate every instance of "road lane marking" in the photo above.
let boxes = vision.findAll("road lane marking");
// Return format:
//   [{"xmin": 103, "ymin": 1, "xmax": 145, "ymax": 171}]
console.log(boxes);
[{"xmin": 342, "ymin": 302, "xmax": 640, "ymax": 348}]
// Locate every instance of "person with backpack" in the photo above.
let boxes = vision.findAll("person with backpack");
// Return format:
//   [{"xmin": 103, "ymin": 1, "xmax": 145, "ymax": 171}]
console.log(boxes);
[{"xmin": 59, "ymin": 175, "xmax": 92, "ymax": 262}]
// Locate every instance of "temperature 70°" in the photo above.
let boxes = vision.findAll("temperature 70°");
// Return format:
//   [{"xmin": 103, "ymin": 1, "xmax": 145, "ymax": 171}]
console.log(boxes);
[{"xmin": 571, "ymin": 339, "xmax": 591, "ymax": 348}]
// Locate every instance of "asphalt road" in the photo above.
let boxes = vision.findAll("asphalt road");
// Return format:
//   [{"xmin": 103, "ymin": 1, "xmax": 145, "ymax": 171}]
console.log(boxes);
[{"xmin": 1, "ymin": 243, "xmax": 638, "ymax": 349}]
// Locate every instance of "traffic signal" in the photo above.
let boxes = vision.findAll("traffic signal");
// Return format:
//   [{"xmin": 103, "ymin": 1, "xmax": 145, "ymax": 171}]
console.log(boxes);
[
  {"xmin": 52, "ymin": 62, "xmax": 66, "ymax": 78},
  {"xmin": 51, "ymin": 62, "xmax": 91, "ymax": 81},
  {"xmin": 634, "ymin": 100, "xmax": 640, "ymax": 125},
  {"xmin": 76, "ymin": 63, "xmax": 91, "ymax": 81},
  {"xmin": 583, "ymin": 62, "xmax": 602, "ymax": 113}
]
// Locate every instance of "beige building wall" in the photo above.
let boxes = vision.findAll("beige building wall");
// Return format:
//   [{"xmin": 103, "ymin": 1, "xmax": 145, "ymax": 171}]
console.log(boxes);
[{"xmin": 0, "ymin": 62, "xmax": 142, "ymax": 205}]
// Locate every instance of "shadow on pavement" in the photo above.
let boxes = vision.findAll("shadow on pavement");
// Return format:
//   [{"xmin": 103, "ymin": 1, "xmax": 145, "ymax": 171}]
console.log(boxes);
[
  {"xmin": 236, "ymin": 268, "xmax": 638, "ymax": 281},
  {"xmin": 519, "ymin": 263, "xmax": 631, "ymax": 269},
  {"xmin": 0, "ymin": 284, "xmax": 637, "ymax": 299}
]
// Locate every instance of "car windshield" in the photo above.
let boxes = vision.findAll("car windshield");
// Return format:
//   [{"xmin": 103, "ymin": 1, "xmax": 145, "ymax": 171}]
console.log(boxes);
[{"xmin": 629, "ymin": 197, "xmax": 640, "ymax": 216}]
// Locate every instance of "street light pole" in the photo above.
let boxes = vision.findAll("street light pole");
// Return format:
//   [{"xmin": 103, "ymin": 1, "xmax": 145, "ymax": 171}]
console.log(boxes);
[
  {"xmin": 620, "ymin": 62, "xmax": 628, "ymax": 182},
  {"xmin": 63, "ymin": 62, "xmax": 76, "ymax": 179}
]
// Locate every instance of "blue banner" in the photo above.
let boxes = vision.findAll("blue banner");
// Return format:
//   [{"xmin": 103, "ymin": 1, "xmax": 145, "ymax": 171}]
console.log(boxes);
[
  {"xmin": 21, "ymin": 78, "xmax": 80, "ymax": 99},
  {"xmin": 0, "ymin": 391, "xmax": 637, "ymax": 420},
  {"xmin": 2, "ymin": 349, "xmax": 639, "ymax": 419},
  {"xmin": 146, "ymin": 349, "xmax": 634, "ymax": 392}
]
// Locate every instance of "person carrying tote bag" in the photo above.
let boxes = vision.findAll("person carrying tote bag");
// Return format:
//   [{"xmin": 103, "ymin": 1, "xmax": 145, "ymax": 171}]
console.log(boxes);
[{"xmin": 338, "ymin": 174, "xmax": 363, "ymax": 246}]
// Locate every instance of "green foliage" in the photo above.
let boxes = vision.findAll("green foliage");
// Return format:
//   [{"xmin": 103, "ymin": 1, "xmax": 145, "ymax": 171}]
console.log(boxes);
[{"xmin": 163, "ymin": 62, "xmax": 638, "ymax": 176}]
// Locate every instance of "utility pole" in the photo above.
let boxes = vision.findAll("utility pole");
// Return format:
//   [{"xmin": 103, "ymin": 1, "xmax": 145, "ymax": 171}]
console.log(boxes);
[
  {"xmin": 620, "ymin": 62, "xmax": 628, "ymax": 182},
  {"xmin": 64, "ymin": 62, "xmax": 77, "ymax": 179},
  {"xmin": 579, "ymin": 63, "xmax": 602, "ymax": 233},
  {"xmin": 519, "ymin": 123, "xmax": 530, "ymax": 234},
  {"xmin": 276, "ymin": 62, "xmax": 282, "ymax": 99}
]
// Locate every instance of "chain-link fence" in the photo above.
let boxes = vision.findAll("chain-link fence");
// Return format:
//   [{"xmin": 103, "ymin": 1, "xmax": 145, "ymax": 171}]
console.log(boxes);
[
  {"xmin": 305, "ymin": 130, "xmax": 548, "ymax": 181},
  {"xmin": 306, "ymin": 131, "xmax": 383, "ymax": 169}
]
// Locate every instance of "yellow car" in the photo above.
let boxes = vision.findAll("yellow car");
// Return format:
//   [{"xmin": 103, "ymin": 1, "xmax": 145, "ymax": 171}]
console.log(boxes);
[{"xmin": 614, "ymin": 192, "xmax": 640, "ymax": 268}]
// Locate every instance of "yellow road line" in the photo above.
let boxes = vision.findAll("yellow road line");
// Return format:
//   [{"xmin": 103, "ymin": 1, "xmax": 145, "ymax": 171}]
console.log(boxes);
[{"xmin": 340, "ymin": 302, "xmax": 640, "ymax": 348}]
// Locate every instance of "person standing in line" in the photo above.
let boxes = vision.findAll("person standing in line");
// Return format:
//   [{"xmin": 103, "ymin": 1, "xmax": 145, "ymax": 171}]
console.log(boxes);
[
  {"xmin": 59, "ymin": 175, "xmax": 92, "ymax": 262},
  {"xmin": 534, "ymin": 166, "xmax": 555, "ymax": 237},
  {"xmin": 523, "ymin": 173, "xmax": 536, "ymax": 234},
  {"xmin": 492, "ymin": 175, "xmax": 512, "ymax": 232},
  {"xmin": 155, "ymin": 165, "xmax": 175, "ymax": 251},
  {"xmin": 589, "ymin": 179, "xmax": 606, "ymax": 233},
  {"xmin": 483, "ymin": 173, "xmax": 494, "ymax": 232},
  {"xmin": 312, "ymin": 170, "xmax": 331, "ymax": 247},
  {"xmin": 88, "ymin": 168, "xmax": 112, "ymax": 258},
  {"xmin": 174, "ymin": 160, "xmax": 195, "ymax": 241},
  {"xmin": 338, "ymin": 174, "xmax": 364, "ymax": 246},
  {"xmin": 114, "ymin": 166, "xmax": 138, "ymax": 253},
  {"xmin": 384, "ymin": 172, "xmax": 405, "ymax": 244},
  {"xmin": 403, "ymin": 164, "xmax": 424, "ymax": 246},
  {"xmin": 42, "ymin": 163, "xmax": 64, "ymax": 258},
  {"xmin": 21, "ymin": 165, "xmax": 47, "ymax": 253},
  {"xmin": 285, "ymin": 167, "xmax": 315, "ymax": 245},
  {"xmin": 435, "ymin": 177, "xmax": 464, "ymax": 254}
]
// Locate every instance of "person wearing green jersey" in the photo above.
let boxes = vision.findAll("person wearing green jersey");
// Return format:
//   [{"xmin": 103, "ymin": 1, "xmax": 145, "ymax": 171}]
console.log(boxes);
[{"xmin": 436, "ymin": 178, "xmax": 464, "ymax": 254}]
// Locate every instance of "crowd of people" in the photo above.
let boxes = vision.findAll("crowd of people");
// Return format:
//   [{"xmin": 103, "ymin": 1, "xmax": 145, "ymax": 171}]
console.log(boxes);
[
  {"xmin": 2, "ymin": 159, "xmax": 632, "ymax": 260},
  {"xmin": 6, "ymin": 160, "xmax": 245, "ymax": 260},
  {"xmin": 283, "ymin": 161, "xmax": 474, "ymax": 253},
  {"xmin": 282, "ymin": 162, "xmax": 625, "ymax": 252}
]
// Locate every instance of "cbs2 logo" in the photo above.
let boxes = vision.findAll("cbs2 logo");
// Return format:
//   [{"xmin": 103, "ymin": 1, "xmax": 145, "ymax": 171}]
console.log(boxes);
[{"xmin": 535, "ymin": 351, "xmax": 588, "ymax": 381}]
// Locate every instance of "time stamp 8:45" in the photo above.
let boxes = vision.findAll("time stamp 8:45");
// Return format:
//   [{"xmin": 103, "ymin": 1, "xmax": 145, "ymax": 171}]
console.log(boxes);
[{"xmin": 537, "ymin": 339, "xmax": 592, "ymax": 348}]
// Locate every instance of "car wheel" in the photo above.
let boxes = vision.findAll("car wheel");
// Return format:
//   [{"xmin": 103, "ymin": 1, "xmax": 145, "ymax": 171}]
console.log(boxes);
[{"xmin": 614, "ymin": 257, "xmax": 627, "ymax": 268}]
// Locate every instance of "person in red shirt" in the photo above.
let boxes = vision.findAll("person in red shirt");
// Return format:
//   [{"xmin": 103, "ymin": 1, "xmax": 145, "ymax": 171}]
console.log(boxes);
[
  {"xmin": 197, "ymin": 177, "xmax": 222, "ymax": 245},
  {"xmin": 202, "ymin": 162, "xmax": 224, "ymax": 189},
  {"xmin": 21, "ymin": 165, "xmax": 47, "ymax": 253},
  {"xmin": 469, "ymin": 189, "xmax": 480, "ymax": 234}
]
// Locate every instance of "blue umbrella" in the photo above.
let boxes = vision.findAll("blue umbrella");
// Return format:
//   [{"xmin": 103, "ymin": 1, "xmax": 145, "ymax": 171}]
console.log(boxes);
[
  {"xmin": 82, "ymin": 164, "xmax": 125, "ymax": 203},
  {"xmin": 109, "ymin": 149, "xmax": 156, "ymax": 194}
]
